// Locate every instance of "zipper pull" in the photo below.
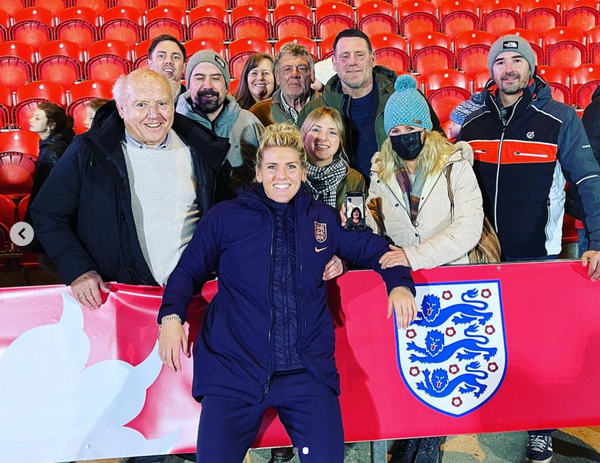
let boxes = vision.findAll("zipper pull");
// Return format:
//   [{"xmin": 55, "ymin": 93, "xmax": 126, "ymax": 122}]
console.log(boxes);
[{"xmin": 264, "ymin": 379, "xmax": 272, "ymax": 396}]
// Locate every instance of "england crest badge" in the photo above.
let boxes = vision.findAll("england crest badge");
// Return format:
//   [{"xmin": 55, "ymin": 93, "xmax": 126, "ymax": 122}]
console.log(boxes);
[{"xmin": 395, "ymin": 281, "xmax": 507, "ymax": 417}]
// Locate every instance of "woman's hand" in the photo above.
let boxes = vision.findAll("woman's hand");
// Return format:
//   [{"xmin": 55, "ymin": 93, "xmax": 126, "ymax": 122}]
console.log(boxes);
[
  {"xmin": 158, "ymin": 316, "xmax": 190, "ymax": 372},
  {"xmin": 379, "ymin": 245, "xmax": 410, "ymax": 269},
  {"xmin": 323, "ymin": 255, "xmax": 346, "ymax": 280},
  {"xmin": 340, "ymin": 203, "xmax": 347, "ymax": 227},
  {"xmin": 388, "ymin": 286, "xmax": 417, "ymax": 330}
]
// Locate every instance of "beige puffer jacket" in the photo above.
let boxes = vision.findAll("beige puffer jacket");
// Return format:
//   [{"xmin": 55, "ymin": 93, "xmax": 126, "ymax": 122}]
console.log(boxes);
[{"xmin": 367, "ymin": 141, "xmax": 484, "ymax": 270}]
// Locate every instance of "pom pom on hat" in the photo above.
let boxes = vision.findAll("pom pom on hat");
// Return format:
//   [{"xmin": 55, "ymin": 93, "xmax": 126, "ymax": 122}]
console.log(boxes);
[
  {"xmin": 384, "ymin": 75, "xmax": 433, "ymax": 134},
  {"xmin": 394, "ymin": 74, "xmax": 418, "ymax": 92}
]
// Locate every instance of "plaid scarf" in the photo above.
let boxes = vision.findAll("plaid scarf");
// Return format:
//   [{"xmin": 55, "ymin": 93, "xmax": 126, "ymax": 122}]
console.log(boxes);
[
  {"xmin": 305, "ymin": 155, "xmax": 348, "ymax": 208},
  {"xmin": 396, "ymin": 162, "xmax": 425, "ymax": 223}
]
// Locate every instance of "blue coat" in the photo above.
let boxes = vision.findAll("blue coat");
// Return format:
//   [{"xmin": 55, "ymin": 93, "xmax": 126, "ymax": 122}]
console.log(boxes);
[{"xmin": 158, "ymin": 183, "xmax": 415, "ymax": 403}]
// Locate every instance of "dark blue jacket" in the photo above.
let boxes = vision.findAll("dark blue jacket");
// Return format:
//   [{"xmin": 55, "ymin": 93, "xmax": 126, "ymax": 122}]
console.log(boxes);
[
  {"xmin": 158, "ymin": 183, "xmax": 415, "ymax": 403},
  {"xmin": 29, "ymin": 111, "xmax": 230, "ymax": 285}
]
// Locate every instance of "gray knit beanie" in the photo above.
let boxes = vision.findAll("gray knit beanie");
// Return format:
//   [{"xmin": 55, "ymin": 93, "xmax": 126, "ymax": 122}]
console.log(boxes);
[
  {"xmin": 384, "ymin": 75, "xmax": 433, "ymax": 134},
  {"xmin": 488, "ymin": 35, "xmax": 536, "ymax": 80},
  {"xmin": 186, "ymin": 50, "xmax": 230, "ymax": 90}
]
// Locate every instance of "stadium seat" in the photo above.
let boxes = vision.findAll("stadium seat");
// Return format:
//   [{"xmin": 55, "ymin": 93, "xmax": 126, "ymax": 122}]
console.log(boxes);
[
  {"xmin": 588, "ymin": 26, "xmax": 600, "ymax": 62},
  {"xmin": 313, "ymin": 0, "xmax": 352, "ymax": 7},
  {"xmin": 31, "ymin": 0, "xmax": 67, "ymax": 15},
  {"xmin": 506, "ymin": 28, "xmax": 544, "ymax": 65},
  {"xmin": 68, "ymin": 80, "xmax": 113, "ymax": 132},
  {"xmin": 356, "ymin": 2, "xmax": 397, "ymax": 37},
  {"xmin": 315, "ymin": 3, "xmax": 355, "ymax": 40},
  {"xmin": 457, "ymin": 44, "xmax": 491, "ymax": 78},
  {"xmin": 274, "ymin": 36, "xmax": 318, "ymax": 60},
  {"xmin": 424, "ymin": 69, "xmax": 470, "ymax": 96},
  {"xmin": 0, "ymin": 42, "xmax": 35, "ymax": 92},
  {"xmin": 188, "ymin": 5, "xmax": 230, "ymax": 42},
  {"xmin": 101, "ymin": 7, "xmax": 144, "ymax": 46},
  {"xmin": 0, "ymin": 131, "xmax": 40, "ymax": 200},
  {"xmin": 272, "ymin": 0, "xmax": 309, "ymax": 7},
  {"xmin": 37, "ymin": 41, "xmax": 84, "ymax": 90},
  {"xmin": 114, "ymin": 0, "xmax": 148, "ymax": 10},
  {"xmin": 13, "ymin": 81, "xmax": 67, "ymax": 130},
  {"xmin": 539, "ymin": 64, "xmax": 571, "ymax": 103},
  {"xmin": 0, "ymin": 194, "xmax": 15, "ymax": 230},
  {"xmin": 273, "ymin": 4, "xmax": 313, "ymax": 39},
  {"xmin": 575, "ymin": 80, "xmax": 600, "ymax": 108},
  {"xmin": 571, "ymin": 64, "xmax": 600, "ymax": 102},
  {"xmin": 398, "ymin": 1, "xmax": 438, "ymax": 40},
  {"xmin": 134, "ymin": 39, "xmax": 151, "ymax": 69},
  {"xmin": 454, "ymin": 31, "xmax": 495, "ymax": 56},
  {"xmin": 185, "ymin": 38, "xmax": 227, "ymax": 60},
  {"xmin": 228, "ymin": 38, "xmax": 272, "ymax": 78},
  {"xmin": 232, "ymin": 0, "xmax": 269, "ymax": 6},
  {"xmin": 11, "ymin": 8, "xmax": 55, "ymax": 51},
  {"xmin": 2, "ymin": 0, "xmax": 25, "ymax": 16},
  {"xmin": 229, "ymin": 78, "xmax": 239, "ymax": 93},
  {"xmin": 0, "ymin": 84, "xmax": 12, "ymax": 129},
  {"xmin": 473, "ymin": 70, "xmax": 490, "ymax": 92},
  {"xmin": 0, "ymin": 10, "xmax": 10, "ymax": 42},
  {"xmin": 561, "ymin": 0, "xmax": 599, "ymax": 33},
  {"xmin": 479, "ymin": 0, "xmax": 521, "ymax": 38},
  {"xmin": 370, "ymin": 33, "xmax": 409, "ymax": 74},
  {"xmin": 145, "ymin": 6, "xmax": 186, "ymax": 41},
  {"xmin": 231, "ymin": 5, "xmax": 271, "ymax": 40},
  {"xmin": 544, "ymin": 28, "xmax": 587, "ymax": 74},
  {"xmin": 156, "ymin": 0, "xmax": 187, "ymax": 8},
  {"xmin": 56, "ymin": 8, "xmax": 100, "ymax": 49},
  {"xmin": 521, "ymin": 0, "xmax": 561, "ymax": 35},
  {"xmin": 410, "ymin": 32, "xmax": 453, "ymax": 78},
  {"xmin": 87, "ymin": 39, "xmax": 132, "ymax": 82},
  {"xmin": 319, "ymin": 35, "xmax": 335, "ymax": 59},
  {"xmin": 428, "ymin": 86, "xmax": 471, "ymax": 124},
  {"xmin": 439, "ymin": 0, "xmax": 479, "ymax": 41},
  {"xmin": 74, "ymin": 0, "xmax": 108, "ymax": 13},
  {"xmin": 194, "ymin": 0, "xmax": 229, "ymax": 7}
]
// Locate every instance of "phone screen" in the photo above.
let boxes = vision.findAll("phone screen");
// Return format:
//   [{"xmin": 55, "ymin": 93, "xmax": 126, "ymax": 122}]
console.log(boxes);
[{"xmin": 344, "ymin": 192, "xmax": 366, "ymax": 230}]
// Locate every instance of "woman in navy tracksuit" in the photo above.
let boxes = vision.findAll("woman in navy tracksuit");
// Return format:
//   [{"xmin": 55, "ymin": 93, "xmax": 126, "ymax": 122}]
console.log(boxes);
[{"xmin": 157, "ymin": 124, "xmax": 417, "ymax": 463}]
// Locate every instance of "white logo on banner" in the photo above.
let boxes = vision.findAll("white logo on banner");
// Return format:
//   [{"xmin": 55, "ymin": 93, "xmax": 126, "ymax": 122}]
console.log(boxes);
[{"xmin": 396, "ymin": 281, "xmax": 507, "ymax": 417}]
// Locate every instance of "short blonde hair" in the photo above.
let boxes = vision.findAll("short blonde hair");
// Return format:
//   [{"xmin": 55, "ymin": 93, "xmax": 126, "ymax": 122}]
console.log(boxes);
[
  {"xmin": 256, "ymin": 123, "xmax": 308, "ymax": 170},
  {"xmin": 299, "ymin": 106, "xmax": 347, "ymax": 163}
]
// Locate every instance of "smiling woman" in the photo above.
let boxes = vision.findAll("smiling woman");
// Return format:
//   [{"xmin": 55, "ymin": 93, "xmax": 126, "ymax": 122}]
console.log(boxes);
[{"xmin": 232, "ymin": 53, "xmax": 276, "ymax": 110}]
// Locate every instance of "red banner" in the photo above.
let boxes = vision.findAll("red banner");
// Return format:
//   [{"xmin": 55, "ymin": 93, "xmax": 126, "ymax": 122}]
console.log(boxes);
[{"xmin": 0, "ymin": 261, "xmax": 599, "ymax": 462}]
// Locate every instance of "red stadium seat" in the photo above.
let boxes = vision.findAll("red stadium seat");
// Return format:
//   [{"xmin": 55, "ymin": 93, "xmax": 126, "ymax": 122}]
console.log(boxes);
[
  {"xmin": 228, "ymin": 38, "xmax": 272, "ymax": 78},
  {"xmin": 439, "ymin": 0, "xmax": 478, "ymax": 41},
  {"xmin": 571, "ymin": 64, "xmax": 600, "ymax": 100},
  {"xmin": 74, "ymin": 0, "xmax": 108, "ymax": 13},
  {"xmin": 229, "ymin": 78, "xmax": 239, "ymax": 93},
  {"xmin": 410, "ymin": 32, "xmax": 453, "ymax": 78},
  {"xmin": 13, "ymin": 81, "xmax": 67, "ymax": 130},
  {"xmin": 0, "ymin": 84, "xmax": 12, "ymax": 129},
  {"xmin": 588, "ymin": 26, "xmax": 600, "ymax": 62},
  {"xmin": 134, "ymin": 39, "xmax": 151, "ymax": 69},
  {"xmin": 547, "ymin": 81, "xmax": 572, "ymax": 104},
  {"xmin": 457, "ymin": 44, "xmax": 491, "ymax": 78},
  {"xmin": 313, "ymin": 0, "xmax": 352, "ymax": 7},
  {"xmin": 156, "ymin": 0, "xmax": 187, "ymax": 8},
  {"xmin": 356, "ymin": 2, "xmax": 396, "ymax": 36},
  {"xmin": 273, "ymin": 4, "xmax": 313, "ymax": 39},
  {"xmin": 575, "ymin": 81, "xmax": 600, "ymax": 108},
  {"xmin": 194, "ymin": 0, "xmax": 228, "ymax": 7},
  {"xmin": 68, "ymin": 80, "xmax": 113, "ymax": 132},
  {"xmin": 37, "ymin": 41, "xmax": 84, "ymax": 90},
  {"xmin": 543, "ymin": 26, "xmax": 585, "ymax": 50},
  {"xmin": 319, "ymin": 35, "xmax": 335, "ymax": 59},
  {"xmin": 185, "ymin": 38, "xmax": 227, "ymax": 60},
  {"xmin": 424, "ymin": 69, "xmax": 470, "ymax": 95},
  {"xmin": 101, "ymin": 7, "xmax": 144, "ymax": 46},
  {"xmin": 473, "ymin": 70, "xmax": 490, "ymax": 92},
  {"xmin": 2, "ymin": 0, "xmax": 25, "ymax": 16},
  {"xmin": 506, "ymin": 28, "xmax": 544, "ymax": 65},
  {"xmin": 231, "ymin": 5, "xmax": 271, "ymax": 40},
  {"xmin": 539, "ymin": 64, "xmax": 571, "ymax": 103},
  {"xmin": 0, "ymin": 131, "xmax": 40, "ymax": 200},
  {"xmin": 31, "ymin": 0, "xmax": 67, "ymax": 16},
  {"xmin": 17, "ymin": 195, "xmax": 29, "ymax": 222},
  {"xmin": 479, "ymin": 0, "xmax": 521, "ymax": 38},
  {"xmin": 428, "ymin": 86, "xmax": 471, "ymax": 124},
  {"xmin": 273, "ymin": 0, "xmax": 309, "ymax": 7},
  {"xmin": 370, "ymin": 33, "xmax": 409, "ymax": 74},
  {"xmin": 114, "ymin": 0, "xmax": 148, "ymax": 10},
  {"xmin": 0, "ymin": 42, "xmax": 35, "ymax": 93},
  {"xmin": 561, "ymin": 0, "xmax": 600, "ymax": 33},
  {"xmin": 544, "ymin": 28, "xmax": 587, "ymax": 74},
  {"xmin": 454, "ymin": 30, "xmax": 495, "ymax": 56},
  {"xmin": 0, "ymin": 194, "xmax": 16, "ymax": 230},
  {"xmin": 145, "ymin": 7, "xmax": 186, "ymax": 41},
  {"xmin": 87, "ymin": 39, "xmax": 132, "ymax": 82},
  {"xmin": 189, "ymin": 5, "xmax": 230, "ymax": 42},
  {"xmin": 398, "ymin": 1, "xmax": 438, "ymax": 40},
  {"xmin": 315, "ymin": 3, "xmax": 355, "ymax": 40},
  {"xmin": 0, "ymin": 10, "xmax": 10, "ymax": 42},
  {"xmin": 56, "ymin": 8, "xmax": 100, "ymax": 49},
  {"xmin": 274, "ymin": 36, "xmax": 318, "ymax": 60},
  {"xmin": 521, "ymin": 0, "xmax": 560, "ymax": 35},
  {"xmin": 232, "ymin": 0, "xmax": 269, "ymax": 6},
  {"xmin": 11, "ymin": 8, "xmax": 55, "ymax": 51}
]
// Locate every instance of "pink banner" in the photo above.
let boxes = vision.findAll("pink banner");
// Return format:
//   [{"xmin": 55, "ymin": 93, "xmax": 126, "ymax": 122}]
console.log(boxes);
[{"xmin": 0, "ymin": 261, "xmax": 599, "ymax": 462}]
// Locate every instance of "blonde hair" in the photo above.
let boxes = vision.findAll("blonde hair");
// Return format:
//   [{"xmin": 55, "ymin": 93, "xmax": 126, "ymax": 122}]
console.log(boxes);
[
  {"xmin": 377, "ymin": 130, "xmax": 455, "ymax": 184},
  {"xmin": 256, "ymin": 123, "xmax": 308, "ymax": 170},
  {"xmin": 299, "ymin": 106, "xmax": 348, "ymax": 164}
]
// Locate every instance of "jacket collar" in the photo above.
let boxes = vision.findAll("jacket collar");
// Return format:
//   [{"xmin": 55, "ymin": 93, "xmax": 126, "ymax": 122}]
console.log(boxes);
[{"xmin": 484, "ymin": 74, "xmax": 550, "ymax": 121}]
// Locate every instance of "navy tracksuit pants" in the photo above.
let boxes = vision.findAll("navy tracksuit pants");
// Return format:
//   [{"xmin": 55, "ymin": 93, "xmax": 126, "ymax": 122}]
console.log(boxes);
[{"xmin": 196, "ymin": 370, "xmax": 345, "ymax": 463}]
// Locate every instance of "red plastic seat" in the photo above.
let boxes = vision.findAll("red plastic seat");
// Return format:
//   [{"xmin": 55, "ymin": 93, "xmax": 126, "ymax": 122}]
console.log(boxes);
[
  {"xmin": 561, "ymin": 0, "xmax": 600, "ymax": 33},
  {"xmin": 473, "ymin": 70, "xmax": 490, "ymax": 91},
  {"xmin": 231, "ymin": 5, "xmax": 271, "ymax": 40},
  {"xmin": 273, "ymin": 4, "xmax": 313, "ymax": 39},
  {"xmin": 479, "ymin": 0, "xmax": 521, "ymax": 37},
  {"xmin": 0, "ymin": 10, "xmax": 10, "ymax": 42},
  {"xmin": 454, "ymin": 30, "xmax": 495, "ymax": 56},
  {"xmin": 68, "ymin": 80, "xmax": 113, "ymax": 132},
  {"xmin": 101, "ymin": 7, "xmax": 144, "ymax": 46},
  {"xmin": 575, "ymin": 80, "xmax": 600, "ymax": 108},
  {"xmin": 315, "ymin": 3, "xmax": 355, "ymax": 40},
  {"xmin": 457, "ymin": 44, "xmax": 491, "ymax": 79},
  {"xmin": 189, "ymin": 5, "xmax": 230, "ymax": 42},
  {"xmin": 74, "ymin": 0, "xmax": 108, "ymax": 13},
  {"xmin": 232, "ymin": 0, "xmax": 269, "ymax": 6},
  {"xmin": 13, "ymin": 81, "xmax": 67, "ymax": 130},
  {"xmin": 571, "ymin": 64, "xmax": 600, "ymax": 100},
  {"xmin": 194, "ymin": 0, "xmax": 229, "ymax": 7},
  {"xmin": 428, "ymin": 86, "xmax": 471, "ymax": 124},
  {"xmin": 274, "ymin": 36, "xmax": 318, "ymax": 60},
  {"xmin": 228, "ymin": 38, "xmax": 272, "ymax": 78},
  {"xmin": 313, "ymin": 0, "xmax": 352, "ymax": 7},
  {"xmin": 398, "ymin": 1, "xmax": 438, "ymax": 40},
  {"xmin": 0, "ymin": 194, "xmax": 16, "ymax": 230},
  {"xmin": 145, "ymin": 7, "xmax": 186, "ymax": 41},
  {"xmin": 439, "ymin": 0, "xmax": 478, "ymax": 40},
  {"xmin": 37, "ymin": 41, "xmax": 84, "ymax": 91},
  {"xmin": 0, "ymin": 85, "xmax": 12, "ymax": 129},
  {"xmin": 31, "ymin": 0, "xmax": 67, "ymax": 15},
  {"xmin": 114, "ymin": 0, "xmax": 148, "ymax": 10},
  {"xmin": 356, "ymin": 2, "xmax": 397, "ymax": 37},
  {"xmin": 544, "ymin": 28, "xmax": 587, "ymax": 74},
  {"xmin": 506, "ymin": 28, "xmax": 544, "ymax": 65},
  {"xmin": 0, "ymin": 42, "xmax": 35, "ymax": 93},
  {"xmin": 410, "ymin": 32, "xmax": 453, "ymax": 78},
  {"xmin": 319, "ymin": 35, "xmax": 335, "ymax": 59},
  {"xmin": 56, "ymin": 8, "xmax": 100, "ymax": 50},
  {"xmin": 521, "ymin": 0, "xmax": 560, "ymax": 35},
  {"xmin": 87, "ymin": 39, "xmax": 132, "ymax": 82},
  {"xmin": 588, "ymin": 26, "xmax": 600, "ymax": 62},
  {"xmin": 272, "ymin": 0, "xmax": 308, "ymax": 7},
  {"xmin": 2, "ymin": 0, "xmax": 25, "ymax": 16},
  {"xmin": 548, "ymin": 81, "xmax": 572, "ymax": 104},
  {"xmin": 134, "ymin": 39, "xmax": 151, "ymax": 69},
  {"xmin": 185, "ymin": 38, "xmax": 227, "ymax": 60},
  {"xmin": 0, "ymin": 131, "xmax": 40, "ymax": 200},
  {"xmin": 11, "ymin": 8, "xmax": 55, "ymax": 51},
  {"xmin": 156, "ymin": 0, "xmax": 187, "ymax": 7},
  {"xmin": 370, "ymin": 33, "xmax": 409, "ymax": 74},
  {"xmin": 537, "ymin": 65, "xmax": 568, "ymax": 85},
  {"xmin": 424, "ymin": 69, "xmax": 470, "ymax": 95}
]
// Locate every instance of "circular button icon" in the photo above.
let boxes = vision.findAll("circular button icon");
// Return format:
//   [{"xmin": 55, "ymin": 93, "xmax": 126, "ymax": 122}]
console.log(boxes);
[{"xmin": 10, "ymin": 222, "xmax": 35, "ymax": 247}]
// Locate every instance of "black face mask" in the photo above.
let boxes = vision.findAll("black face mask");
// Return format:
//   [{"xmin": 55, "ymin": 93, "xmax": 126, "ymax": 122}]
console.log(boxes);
[{"xmin": 390, "ymin": 131, "xmax": 424, "ymax": 161}]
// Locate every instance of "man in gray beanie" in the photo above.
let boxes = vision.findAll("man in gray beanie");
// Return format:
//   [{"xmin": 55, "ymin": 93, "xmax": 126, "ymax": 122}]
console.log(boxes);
[
  {"xmin": 177, "ymin": 50, "xmax": 264, "ymax": 188},
  {"xmin": 459, "ymin": 34, "xmax": 600, "ymax": 463}
]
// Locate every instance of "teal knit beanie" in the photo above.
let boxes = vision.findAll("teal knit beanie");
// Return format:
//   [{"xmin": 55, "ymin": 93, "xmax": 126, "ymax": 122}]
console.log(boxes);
[{"xmin": 384, "ymin": 75, "xmax": 433, "ymax": 135}]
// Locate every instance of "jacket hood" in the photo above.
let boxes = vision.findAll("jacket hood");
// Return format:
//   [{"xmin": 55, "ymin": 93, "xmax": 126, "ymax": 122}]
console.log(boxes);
[
  {"xmin": 449, "ymin": 141, "xmax": 474, "ymax": 165},
  {"xmin": 41, "ymin": 130, "xmax": 75, "ymax": 153},
  {"xmin": 177, "ymin": 91, "xmax": 241, "ymax": 134}
]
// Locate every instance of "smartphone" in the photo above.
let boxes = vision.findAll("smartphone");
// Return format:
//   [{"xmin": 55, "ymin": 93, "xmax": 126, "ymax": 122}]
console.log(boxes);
[{"xmin": 344, "ymin": 191, "xmax": 366, "ymax": 230}]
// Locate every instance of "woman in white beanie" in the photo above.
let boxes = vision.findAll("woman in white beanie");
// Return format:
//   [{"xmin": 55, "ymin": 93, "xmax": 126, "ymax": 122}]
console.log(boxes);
[{"xmin": 367, "ymin": 74, "xmax": 484, "ymax": 461}]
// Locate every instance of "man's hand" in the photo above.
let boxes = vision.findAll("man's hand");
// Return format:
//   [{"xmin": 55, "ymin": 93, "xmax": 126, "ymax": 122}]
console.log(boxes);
[
  {"xmin": 388, "ymin": 286, "xmax": 417, "ymax": 330},
  {"xmin": 159, "ymin": 316, "xmax": 190, "ymax": 372},
  {"xmin": 380, "ymin": 245, "xmax": 410, "ymax": 269},
  {"xmin": 323, "ymin": 255, "xmax": 346, "ymax": 281},
  {"xmin": 582, "ymin": 250, "xmax": 600, "ymax": 281},
  {"xmin": 71, "ymin": 270, "xmax": 110, "ymax": 309}
]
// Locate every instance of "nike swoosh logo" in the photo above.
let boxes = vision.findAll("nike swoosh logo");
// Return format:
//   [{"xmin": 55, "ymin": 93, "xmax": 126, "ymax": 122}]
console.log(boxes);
[{"xmin": 315, "ymin": 246, "xmax": 327, "ymax": 253}]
